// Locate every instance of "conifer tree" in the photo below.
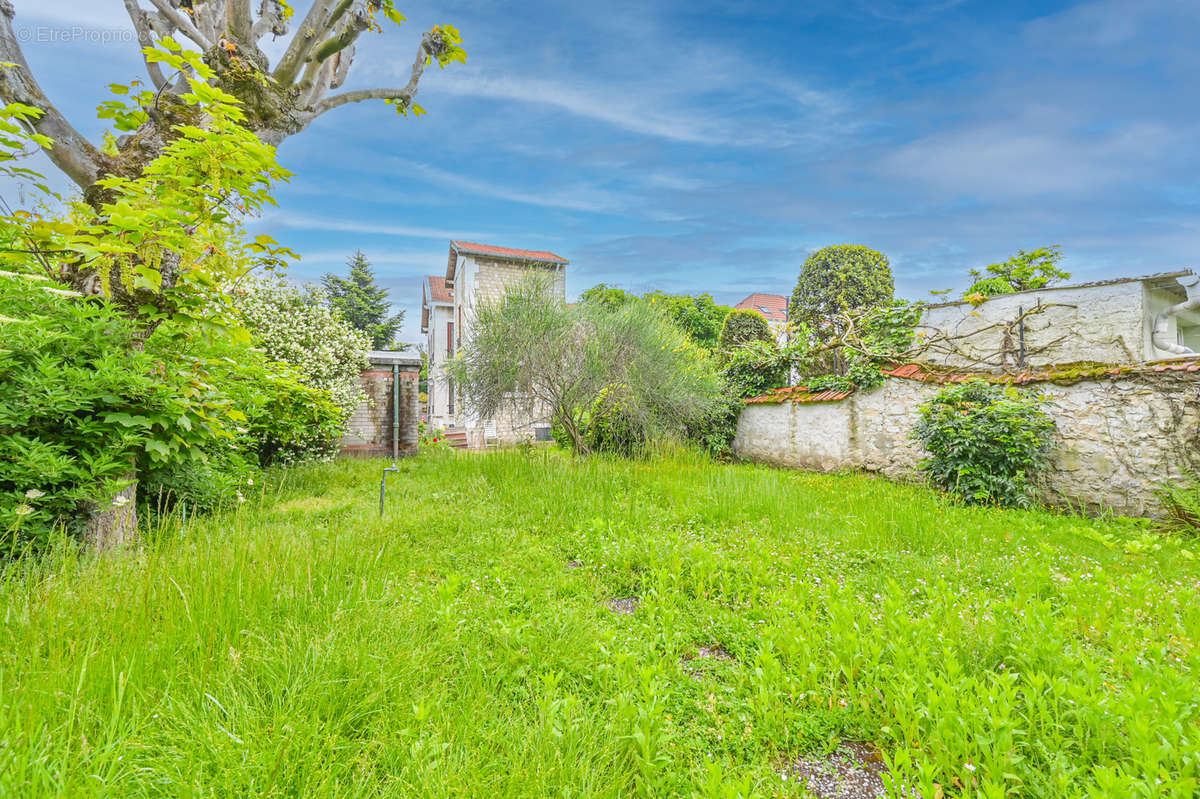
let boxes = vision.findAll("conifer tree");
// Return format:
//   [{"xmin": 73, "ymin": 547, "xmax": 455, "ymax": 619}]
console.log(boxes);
[{"xmin": 323, "ymin": 251, "xmax": 405, "ymax": 350}]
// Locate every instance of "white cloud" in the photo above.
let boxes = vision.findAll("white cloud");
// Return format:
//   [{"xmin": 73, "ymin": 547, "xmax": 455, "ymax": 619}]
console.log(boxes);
[{"xmin": 257, "ymin": 211, "xmax": 494, "ymax": 241}]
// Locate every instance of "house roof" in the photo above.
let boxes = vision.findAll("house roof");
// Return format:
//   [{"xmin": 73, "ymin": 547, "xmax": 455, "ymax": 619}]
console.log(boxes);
[
  {"xmin": 420, "ymin": 275, "xmax": 454, "ymax": 333},
  {"xmin": 734, "ymin": 292, "xmax": 788, "ymax": 321},
  {"xmin": 425, "ymin": 274, "xmax": 454, "ymax": 304},
  {"xmin": 745, "ymin": 386, "xmax": 854, "ymax": 404},
  {"xmin": 446, "ymin": 240, "xmax": 569, "ymax": 282}
]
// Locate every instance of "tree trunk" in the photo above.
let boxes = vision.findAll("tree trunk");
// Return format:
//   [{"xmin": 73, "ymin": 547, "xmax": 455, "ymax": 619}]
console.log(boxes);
[{"xmin": 84, "ymin": 472, "xmax": 138, "ymax": 550}]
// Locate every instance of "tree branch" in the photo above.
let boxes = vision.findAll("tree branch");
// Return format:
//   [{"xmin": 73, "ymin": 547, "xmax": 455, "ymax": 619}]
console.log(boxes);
[
  {"xmin": 146, "ymin": 0, "xmax": 213, "ymax": 50},
  {"xmin": 0, "ymin": 1, "xmax": 103, "ymax": 188},
  {"xmin": 307, "ymin": 31, "xmax": 437, "ymax": 118},
  {"xmin": 123, "ymin": 0, "xmax": 168, "ymax": 89},
  {"xmin": 252, "ymin": 0, "xmax": 290, "ymax": 40},
  {"xmin": 226, "ymin": 0, "xmax": 253, "ymax": 44},
  {"xmin": 272, "ymin": 0, "xmax": 342, "ymax": 85}
]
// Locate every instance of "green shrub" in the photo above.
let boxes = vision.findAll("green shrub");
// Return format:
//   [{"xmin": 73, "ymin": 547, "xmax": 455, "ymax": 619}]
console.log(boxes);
[
  {"xmin": 585, "ymin": 384, "xmax": 647, "ymax": 456},
  {"xmin": 0, "ymin": 277, "xmax": 204, "ymax": 550},
  {"xmin": 721, "ymin": 339, "xmax": 790, "ymax": 399},
  {"xmin": 911, "ymin": 380, "xmax": 1057, "ymax": 507},
  {"xmin": 1159, "ymin": 476, "xmax": 1200, "ymax": 536},
  {"xmin": 718, "ymin": 309, "xmax": 771, "ymax": 350}
]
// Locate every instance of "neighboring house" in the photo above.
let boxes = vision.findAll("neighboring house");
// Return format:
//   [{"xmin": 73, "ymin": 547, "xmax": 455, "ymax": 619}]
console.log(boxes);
[
  {"xmin": 920, "ymin": 270, "xmax": 1200, "ymax": 369},
  {"xmin": 734, "ymin": 292, "xmax": 788, "ymax": 342},
  {"xmin": 423, "ymin": 240, "xmax": 569, "ymax": 446},
  {"xmin": 419, "ymin": 274, "xmax": 455, "ymax": 430}
]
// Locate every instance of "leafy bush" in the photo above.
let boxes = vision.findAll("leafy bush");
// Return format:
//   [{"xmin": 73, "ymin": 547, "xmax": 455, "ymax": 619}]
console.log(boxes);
[
  {"xmin": 0, "ymin": 277, "xmax": 220, "ymax": 550},
  {"xmin": 911, "ymin": 380, "xmax": 1057, "ymax": 507},
  {"xmin": 452, "ymin": 277, "xmax": 725, "ymax": 455},
  {"xmin": 718, "ymin": 309, "xmax": 771, "ymax": 350},
  {"xmin": 233, "ymin": 277, "xmax": 370, "ymax": 425},
  {"xmin": 721, "ymin": 339, "xmax": 790, "ymax": 399},
  {"xmin": 1159, "ymin": 476, "xmax": 1200, "ymax": 536}
]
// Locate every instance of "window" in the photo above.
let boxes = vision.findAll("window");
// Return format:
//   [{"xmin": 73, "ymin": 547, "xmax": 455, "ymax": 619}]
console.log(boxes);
[
  {"xmin": 447, "ymin": 321, "xmax": 454, "ymax": 356},
  {"xmin": 447, "ymin": 378, "xmax": 454, "ymax": 415}
]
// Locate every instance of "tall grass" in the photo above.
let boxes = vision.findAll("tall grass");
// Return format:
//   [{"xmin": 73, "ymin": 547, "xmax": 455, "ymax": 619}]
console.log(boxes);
[{"xmin": 0, "ymin": 450, "xmax": 1197, "ymax": 797}]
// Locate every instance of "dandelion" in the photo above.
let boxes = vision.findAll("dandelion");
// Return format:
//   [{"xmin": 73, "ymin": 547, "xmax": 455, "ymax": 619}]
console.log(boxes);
[
  {"xmin": 24, "ymin": 489, "xmax": 45, "ymax": 500},
  {"xmin": 14, "ymin": 503, "xmax": 33, "ymax": 516}
]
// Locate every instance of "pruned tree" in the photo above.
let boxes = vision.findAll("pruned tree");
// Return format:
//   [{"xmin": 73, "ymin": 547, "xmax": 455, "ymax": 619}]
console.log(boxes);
[
  {"xmin": 0, "ymin": 0, "xmax": 465, "ymax": 194},
  {"xmin": 789, "ymin": 244, "xmax": 894, "ymax": 374},
  {"xmin": 718, "ymin": 308, "xmax": 771, "ymax": 351}
]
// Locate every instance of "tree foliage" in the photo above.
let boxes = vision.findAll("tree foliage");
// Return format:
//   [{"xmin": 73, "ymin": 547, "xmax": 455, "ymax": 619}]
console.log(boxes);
[
  {"xmin": 644, "ymin": 290, "xmax": 732, "ymax": 351},
  {"xmin": 322, "ymin": 250, "xmax": 404, "ymax": 349},
  {"xmin": 911, "ymin": 380, "xmax": 1057, "ymax": 507},
  {"xmin": 719, "ymin": 308, "xmax": 772, "ymax": 351},
  {"xmin": 965, "ymin": 246, "xmax": 1070, "ymax": 299},
  {"xmin": 450, "ymin": 277, "xmax": 725, "ymax": 455},
  {"xmin": 790, "ymin": 245, "xmax": 894, "ymax": 351}
]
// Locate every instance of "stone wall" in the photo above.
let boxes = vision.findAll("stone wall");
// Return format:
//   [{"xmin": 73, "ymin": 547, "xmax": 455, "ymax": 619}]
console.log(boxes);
[
  {"xmin": 920, "ymin": 281, "xmax": 1150, "ymax": 368},
  {"xmin": 341, "ymin": 354, "xmax": 421, "ymax": 458},
  {"xmin": 733, "ymin": 371, "xmax": 1200, "ymax": 517}
]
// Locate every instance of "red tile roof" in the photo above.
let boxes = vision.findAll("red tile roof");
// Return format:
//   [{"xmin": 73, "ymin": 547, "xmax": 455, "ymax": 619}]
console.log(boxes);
[
  {"xmin": 745, "ymin": 385, "xmax": 854, "ymax": 404},
  {"xmin": 452, "ymin": 240, "xmax": 568, "ymax": 264},
  {"xmin": 425, "ymin": 274, "xmax": 454, "ymax": 304},
  {"xmin": 734, "ymin": 293, "xmax": 788, "ymax": 322},
  {"xmin": 446, "ymin": 241, "xmax": 569, "ymax": 282}
]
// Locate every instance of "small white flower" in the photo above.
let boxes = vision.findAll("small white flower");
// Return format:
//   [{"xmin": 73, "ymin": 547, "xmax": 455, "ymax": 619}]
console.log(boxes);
[
  {"xmin": 14, "ymin": 503, "xmax": 33, "ymax": 516},
  {"xmin": 236, "ymin": 491, "xmax": 246, "ymax": 504},
  {"xmin": 963, "ymin": 762, "xmax": 976, "ymax": 772},
  {"xmin": 24, "ymin": 489, "xmax": 45, "ymax": 500},
  {"xmin": 246, "ymin": 477, "xmax": 254, "ymax": 486},
  {"xmin": 112, "ymin": 495, "xmax": 129, "ymax": 508}
]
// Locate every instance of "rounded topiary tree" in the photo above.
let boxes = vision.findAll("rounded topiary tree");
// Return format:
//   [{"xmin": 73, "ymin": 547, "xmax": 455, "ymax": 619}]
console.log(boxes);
[
  {"xmin": 911, "ymin": 380, "xmax": 1057, "ymax": 507},
  {"xmin": 718, "ymin": 308, "xmax": 772, "ymax": 350},
  {"xmin": 789, "ymin": 245, "xmax": 894, "ymax": 365}
]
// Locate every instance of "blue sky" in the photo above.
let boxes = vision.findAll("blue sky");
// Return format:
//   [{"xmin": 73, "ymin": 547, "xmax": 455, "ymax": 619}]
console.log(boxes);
[{"xmin": 10, "ymin": 0, "xmax": 1200, "ymax": 346}]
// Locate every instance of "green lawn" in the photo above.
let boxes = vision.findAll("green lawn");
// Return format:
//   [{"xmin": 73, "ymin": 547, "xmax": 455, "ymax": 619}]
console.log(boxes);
[{"xmin": 1, "ymin": 451, "xmax": 1198, "ymax": 797}]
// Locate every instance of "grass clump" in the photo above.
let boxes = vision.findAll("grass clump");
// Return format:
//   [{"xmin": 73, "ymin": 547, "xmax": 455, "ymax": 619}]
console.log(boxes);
[{"xmin": 0, "ymin": 451, "xmax": 1197, "ymax": 797}]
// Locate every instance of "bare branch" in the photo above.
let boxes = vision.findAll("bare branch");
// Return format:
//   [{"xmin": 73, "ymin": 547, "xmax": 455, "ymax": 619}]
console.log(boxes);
[
  {"xmin": 146, "ymin": 0, "xmax": 213, "ymax": 50},
  {"xmin": 123, "ymin": 0, "xmax": 168, "ymax": 89},
  {"xmin": 0, "ymin": 2, "xmax": 103, "ymax": 188},
  {"xmin": 252, "ymin": 0, "xmax": 290, "ymax": 40},
  {"xmin": 307, "ymin": 31, "xmax": 437, "ymax": 119}
]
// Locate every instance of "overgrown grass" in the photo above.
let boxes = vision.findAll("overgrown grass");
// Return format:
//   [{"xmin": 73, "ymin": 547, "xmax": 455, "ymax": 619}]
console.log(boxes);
[{"xmin": 1, "ymin": 450, "xmax": 1197, "ymax": 797}]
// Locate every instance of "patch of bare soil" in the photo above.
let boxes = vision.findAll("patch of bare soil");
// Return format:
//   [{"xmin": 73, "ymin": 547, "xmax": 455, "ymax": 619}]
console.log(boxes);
[
  {"xmin": 779, "ymin": 742, "xmax": 890, "ymax": 799},
  {"xmin": 681, "ymin": 644, "xmax": 735, "ymax": 678},
  {"xmin": 604, "ymin": 597, "xmax": 640, "ymax": 614}
]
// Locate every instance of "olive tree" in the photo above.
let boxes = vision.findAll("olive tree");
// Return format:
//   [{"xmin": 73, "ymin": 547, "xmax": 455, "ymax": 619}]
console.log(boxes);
[{"xmin": 450, "ymin": 277, "xmax": 724, "ymax": 455}]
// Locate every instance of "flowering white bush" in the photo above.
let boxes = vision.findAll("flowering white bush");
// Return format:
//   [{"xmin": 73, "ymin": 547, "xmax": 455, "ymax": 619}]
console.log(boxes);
[{"xmin": 233, "ymin": 277, "xmax": 370, "ymax": 422}]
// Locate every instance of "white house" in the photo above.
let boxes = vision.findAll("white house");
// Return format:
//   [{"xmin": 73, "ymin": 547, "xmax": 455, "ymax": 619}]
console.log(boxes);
[{"xmin": 421, "ymin": 240, "xmax": 569, "ymax": 446}]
